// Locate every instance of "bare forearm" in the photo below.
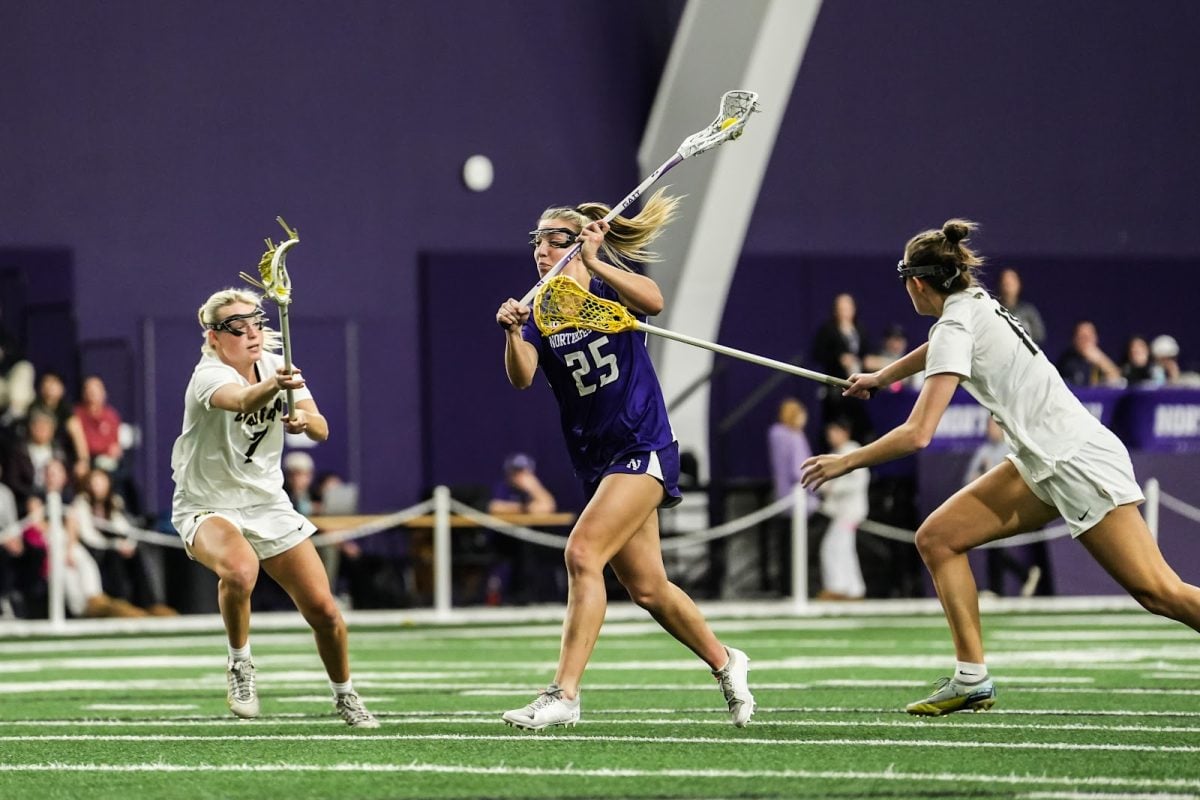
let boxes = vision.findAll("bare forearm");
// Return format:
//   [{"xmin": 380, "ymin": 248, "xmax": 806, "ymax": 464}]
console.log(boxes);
[
  {"xmin": 841, "ymin": 422, "xmax": 927, "ymax": 472},
  {"xmin": 505, "ymin": 334, "xmax": 537, "ymax": 388}
]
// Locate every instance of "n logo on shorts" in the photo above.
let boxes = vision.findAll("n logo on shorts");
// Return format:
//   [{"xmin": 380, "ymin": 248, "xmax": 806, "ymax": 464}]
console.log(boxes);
[{"xmin": 627, "ymin": 458, "xmax": 641, "ymax": 470}]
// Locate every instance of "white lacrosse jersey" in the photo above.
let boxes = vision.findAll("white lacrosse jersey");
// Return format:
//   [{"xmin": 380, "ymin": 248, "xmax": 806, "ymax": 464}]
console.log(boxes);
[
  {"xmin": 923, "ymin": 287, "xmax": 1106, "ymax": 481},
  {"xmin": 171, "ymin": 350, "xmax": 313, "ymax": 509}
]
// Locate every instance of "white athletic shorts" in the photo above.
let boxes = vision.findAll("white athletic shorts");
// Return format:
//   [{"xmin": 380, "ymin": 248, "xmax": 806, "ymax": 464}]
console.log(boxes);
[
  {"xmin": 172, "ymin": 497, "xmax": 317, "ymax": 560},
  {"xmin": 1008, "ymin": 427, "xmax": 1144, "ymax": 538}
]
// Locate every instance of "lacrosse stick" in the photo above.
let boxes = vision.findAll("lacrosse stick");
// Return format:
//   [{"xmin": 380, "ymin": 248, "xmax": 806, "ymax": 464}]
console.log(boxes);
[
  {"xmin": 518, "ymin": 89, "xmax": 761, "ymax": 307},
  {"xmin": 534, "ymin": 276, "xmax": 852, "ymax": 390},
  {"xmin": 239, "ymin": 216, "xmax": 299, "ymax": 411}
]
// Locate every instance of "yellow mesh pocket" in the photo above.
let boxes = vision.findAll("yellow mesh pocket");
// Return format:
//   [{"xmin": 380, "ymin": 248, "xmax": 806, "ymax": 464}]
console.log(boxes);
[{"xmin": 534, "ymin": 276, "xmax": 636, "ymax": 336}]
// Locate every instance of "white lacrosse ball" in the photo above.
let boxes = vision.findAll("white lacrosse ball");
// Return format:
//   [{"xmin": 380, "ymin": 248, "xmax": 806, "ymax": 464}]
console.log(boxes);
[{"xmin": 462, "ymin": 154, "xmax": 494, "ymax": 192}]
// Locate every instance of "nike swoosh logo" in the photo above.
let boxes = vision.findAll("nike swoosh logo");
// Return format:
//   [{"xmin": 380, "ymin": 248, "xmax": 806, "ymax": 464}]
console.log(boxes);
[{"xmin": 1076, "ymin": 510, "xmax": 1089, "ymax": 521}]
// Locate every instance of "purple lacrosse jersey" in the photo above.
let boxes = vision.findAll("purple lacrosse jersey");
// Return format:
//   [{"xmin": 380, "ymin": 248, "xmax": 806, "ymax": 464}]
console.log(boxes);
[{"xmin": 522, "ymin": 277, "xmax": 675, "ymax": 485}]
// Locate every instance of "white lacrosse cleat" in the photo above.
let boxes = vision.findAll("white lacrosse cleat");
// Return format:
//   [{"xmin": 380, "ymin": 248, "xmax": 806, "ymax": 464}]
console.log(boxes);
[
  {"xmin": 502, "ymin": 683, "xmax": 581, "ymax": 731},
  {"xmin": 713, "ymin": 646, "xmax": 756, "ymax": 727},
  {"xmin": 335, "ymin": 692, "xmax": 380, "ymax": 729},
  {"xmin": 226, "ymin": 658, "xmax": 260, "ymax": 719}
]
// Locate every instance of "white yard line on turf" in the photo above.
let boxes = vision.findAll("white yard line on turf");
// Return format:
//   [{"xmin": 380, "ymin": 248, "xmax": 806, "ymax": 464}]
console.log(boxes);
[
  {"xmin": 19, "ymin": 716, "xmax": 1200, "ymax": 735},
  {"xmin": 83, "ymin": 704, "xmax": 198, "ymax": 711},
  {"xmin": 1, "ymin": 733, "xmax": 1198, "ymax": 753},
  {"xmin": 0, "ymin": 761, "xmax": 1195, "ymax": 792}
]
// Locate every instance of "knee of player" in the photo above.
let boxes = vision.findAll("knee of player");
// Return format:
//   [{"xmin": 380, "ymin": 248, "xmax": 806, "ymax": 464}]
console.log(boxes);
[
  {"xmin": 1130, "ymin": 577, "xmax": 1187, "ymax": 619},
  {"xmin": 304, "ymin": 596, "xmax": 344, "ymax": 631},
  {"xmin": 913, "ymin": 523, "xmax": 956, "ymax": 561},
  {"xmin": 623, "ymin": 579, "xmax": 667, "ymax": 611},
  {"xmin": 218, "ymin": 559, "xmax": 259, "ymax": 595},
  {"xmin": 562, "ymin": 537, "xmax": 604, "ymax": 577}
]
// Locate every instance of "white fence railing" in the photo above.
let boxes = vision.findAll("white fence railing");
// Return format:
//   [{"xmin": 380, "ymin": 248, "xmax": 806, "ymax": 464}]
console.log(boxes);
[{"xmin": 13, "ymin": 476, "xmax": 1191, "ymax": 625}]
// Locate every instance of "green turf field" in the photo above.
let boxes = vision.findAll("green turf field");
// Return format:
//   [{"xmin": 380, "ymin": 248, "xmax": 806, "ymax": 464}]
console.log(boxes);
[{"xmin": 0, "ymin": 609, "xmax": 1197, "ymax": 799}]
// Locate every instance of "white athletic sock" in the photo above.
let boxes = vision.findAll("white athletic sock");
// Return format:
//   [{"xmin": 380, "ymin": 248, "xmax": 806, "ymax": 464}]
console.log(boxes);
[
  {"xmin": 330, "ymin": 679, "xmax": 354, "ymax": 697},
  {"xmin": 954, "ymin": 661, "xmax": 988, "ymax": 684},
  {"xmin": 228, "ymin": 643, "xmax": 252, "ymax": 662}
]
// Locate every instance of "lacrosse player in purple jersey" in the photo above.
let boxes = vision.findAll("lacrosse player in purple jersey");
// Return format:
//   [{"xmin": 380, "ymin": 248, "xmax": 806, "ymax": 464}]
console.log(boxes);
[
  {"xmin": 495, "ymin": 190, "xmax": 755, "ymax": 731},
  {"xmin": 801, "ymin": 220, "xmax": 1200, "ymax": 716}
]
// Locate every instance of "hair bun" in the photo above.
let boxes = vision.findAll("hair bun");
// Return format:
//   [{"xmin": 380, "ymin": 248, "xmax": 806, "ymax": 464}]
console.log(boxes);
[{"xmin": 942, "ymin": 218, "xmax": 977, "ymax": 245}]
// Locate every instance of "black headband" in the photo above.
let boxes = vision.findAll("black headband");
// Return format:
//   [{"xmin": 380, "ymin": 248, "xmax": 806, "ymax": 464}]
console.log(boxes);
[{"xmin": 897, "ymin": 259, "xmax": 961, "ymax": 289}]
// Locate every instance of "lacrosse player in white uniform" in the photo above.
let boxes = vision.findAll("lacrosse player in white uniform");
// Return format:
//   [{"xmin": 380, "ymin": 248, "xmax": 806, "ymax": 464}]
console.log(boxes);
[
  {"xmin": 801, "ymin": 220, "xmax": 1200, "ymax": 716},
  {"xmin": 171, "ymin": 288, "xmax": 377, "ymax": 728}
]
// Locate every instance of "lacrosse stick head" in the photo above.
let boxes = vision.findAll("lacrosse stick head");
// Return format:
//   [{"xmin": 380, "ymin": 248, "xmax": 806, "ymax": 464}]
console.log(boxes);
[
  {"xmin": 240, "ymin": 217, "xmax": 298, "ymax": 307},
  {"xmin": 677, "ymin": 90, "xmax": 761, "ymax": 159},
  {"xmin": 534, "ymin": 276, "xmax": 638, "ymax": 337}
]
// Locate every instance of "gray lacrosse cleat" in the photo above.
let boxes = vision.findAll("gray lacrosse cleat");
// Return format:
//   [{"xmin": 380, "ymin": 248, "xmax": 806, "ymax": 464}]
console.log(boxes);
[
  {"xmin": 226, "ymin": 658, "xmax": 259, "ymax": 720},
  {"xmin": 713, "ymin": 646, "xmax": 756, "ymax": 727},
  {"xmin": 335, "ymin": 691, "xmax": 380, "ymax": 728},
  {"xmin": 906, "ymin": 675, "xmax": 997, "ymax": 716},
  {"xmin": 502, "ymin": 684, "xmax": 581, "ymax": 731}
]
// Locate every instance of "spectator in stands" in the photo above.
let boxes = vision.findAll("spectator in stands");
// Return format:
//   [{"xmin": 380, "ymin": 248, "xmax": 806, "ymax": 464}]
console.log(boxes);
[
  {"xmin": 768, "ymin": 398, "xmax": 814, "ymax": 509},
  {"xmin": 3, "ymin": 407, "xmax": 67, "ymax": 512},
  {"xmin": 75, "ymin": 374, "xmax": 141, "ymax": 513},
  {"xmin": 1150, "ymin": 335, "xmax": 1183, "ymax": 386},
  {"xmin": 487, "ymin": 453, "xmax": 557, "ymax": 515},
  {"xmin": 802, "ymin": 218, "xmax": 1200, "ymax": 718},
  {"xmin": 963, "ymin": 418, "xmax": 1052, "ymax": 597},
  {"xmin": 811, "ymin": 293, "xmax": 873, "ymax": 443},
  {"xmin": 766, "ymin": 398, "xmax": 818, "ymax": 596},
  {"xmin": 0, "ymin": 462, "xmax": 22, "ymax": 618},
  {"xmin": 814, "ymin": 418, "xmax": 867, "ymax": 600},
  {"xmin": 1120, "ymin": 335, "xmax": 1156, "ymax": 386},
  {"xmin": 75, "ymin": 375, "xmax": 123, "ymax": 472},
  {"xmin": 30, "ymin": 371, "xmax": 89, "ymax": 478},
  {"xmin": 1056, "ymin": 320, "xmax": 1122, "ymax": 387},
  {"xmin": 283, "ymin": 451, "xmax": 317, "ymax": 516},
  {"xmin": 0, "ymin": 315, "xmax": 35, "ymax": 427},
  {"xmin": 72, "ymin": 467, "xmax": 174, "ymax": 616},
  {"xmin": 482, "ymin": 453, "xmax": 559, "ymax": 607},
  {"xmin": 996, "ymin": 268, "xmax": 1046, "ymax": 345},
  {"xmin": 23, "ymin": 459, "xmax": 140, "ymax": 618},
  {"xmin": 865, "ymin": 324, "xmax": 923, "ymax": 391}
]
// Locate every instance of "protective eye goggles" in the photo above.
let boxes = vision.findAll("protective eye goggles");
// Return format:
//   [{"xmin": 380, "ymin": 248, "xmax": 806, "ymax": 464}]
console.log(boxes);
[
  {"xmin": 206, "ymin": 310, "xmax": 267, "ymax": 336},
  {"xmin": 896, "ymin": 259, "xmax": 961, "ymax": 289},
  {"xmin": 528, "ymin": 227, "xmax": 579, "ymax": 249}
]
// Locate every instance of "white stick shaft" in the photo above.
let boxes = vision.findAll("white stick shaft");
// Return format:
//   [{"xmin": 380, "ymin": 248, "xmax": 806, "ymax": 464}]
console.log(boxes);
[
  {"xmin": 280, "ymin": 305, "xmax": 296, "ymax": 411},
  {"xmin": 637, "ymin": 321, "xmax": 850, "ymax": 389},
  {"xmin": 518, "ymin": 152, "xmax": 685, "ymax": 307}
]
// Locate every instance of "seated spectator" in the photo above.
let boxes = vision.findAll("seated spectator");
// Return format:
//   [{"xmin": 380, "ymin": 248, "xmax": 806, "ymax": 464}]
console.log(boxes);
[
  {"xmin": 996, "ymin": 267, "xmax": 1046, "ymax": 345},
  {"xmin": 75, "ymin": 375, "xmax": 123, "ymax": 472},
  {"xmin": 864, "ymin": 324, "xmax": 923, "ymax": 391},
  {"xmin": 487, "ymin": 453, "xmax": 557, "ymax": 515},
  {"xmin": 283, "ymin": 451, "xmax": 317, "ymax": 516},
  {"xmin": 22, "ymin": 459, "xmax": 142, "ymax": 618},
  {"xmin": 1150, "ymin": 335, "xmax": 1183, "ymax": 386},
  {"xmin": 3, "ymin": 407, "xmax": 67, "ymax": 512},
  {"xmin": 74, "ymin": 375, "xmax": 140, "ymax": 512},
  {"xmin": 0, "ymin": 316, "xmax": 35, "ymax": 427},
  {"xmin": 72, "ymin": 467, "xmax": 174, "ymax": 616},
  {"xmin": 0, "ymin": 462, "xmax": 22, "ymax": 618},
  {"xmin": 1121, "ymin": 336, "xmax": 1156, "ymax": 387},
  {"xmin": 1056, "ymin": 320, "xmax": 1122, "ymax": 387},
  {"xmin": 29, "ymin": 371, "xmax": 90, "ymax": 478}
]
